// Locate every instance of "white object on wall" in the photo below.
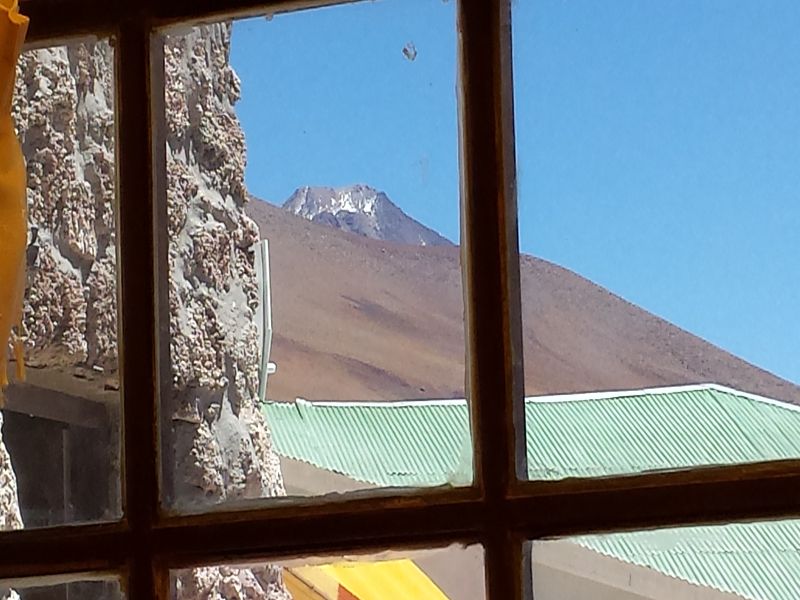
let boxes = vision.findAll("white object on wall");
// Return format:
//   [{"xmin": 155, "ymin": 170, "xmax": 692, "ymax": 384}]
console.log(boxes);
[{"xmin": 253, "ymin": 239, "xmax": 275, "ymax": 403}]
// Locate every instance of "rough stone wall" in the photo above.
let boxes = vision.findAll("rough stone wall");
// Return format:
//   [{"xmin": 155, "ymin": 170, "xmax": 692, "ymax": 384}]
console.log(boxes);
[
  {"xmin": 0, "ymin": 23, "xmax": 288, "ymax": 600},
  {"xmin": 176, "ymin": 565, "xmax": 291, "ymax": 600},
  {"xmin": 164, "ymin": 24, "xmax": 285, "ymax": 509},
  {"xmin": 0, "ymin": 413, "xmax": 22, "ymax": 532},
  {"xmin": 14, "ymin": 42, "xmax": 118, "ymax": 372}
]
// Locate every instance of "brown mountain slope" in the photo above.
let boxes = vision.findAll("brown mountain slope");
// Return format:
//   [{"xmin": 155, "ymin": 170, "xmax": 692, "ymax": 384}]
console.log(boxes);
[{"xmin": 246, "ymin": 198, "xmax": 800, "ymax": 405}]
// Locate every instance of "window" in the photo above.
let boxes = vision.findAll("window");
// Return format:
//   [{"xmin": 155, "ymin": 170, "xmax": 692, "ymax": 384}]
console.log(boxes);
[
  {"xmin": 3, "ymin": 37, "xmax": 122, "ymax": 531},
  {"xmin": 0, "ymin": 1, "xmax": 797, "ymax": 599},
  {"xmin": 159, "ymin": 4, "xmax": 466, "ymax": 507}
]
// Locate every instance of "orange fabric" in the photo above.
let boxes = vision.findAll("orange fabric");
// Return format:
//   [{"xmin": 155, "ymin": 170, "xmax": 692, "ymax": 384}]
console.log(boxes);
[
  {"xmin": 337, "ymin": 586, "xmax": 358, "ymax": 600},
  {"xmin": 0, "ymin": 0, "xmax": 27, "ymax": 403}
]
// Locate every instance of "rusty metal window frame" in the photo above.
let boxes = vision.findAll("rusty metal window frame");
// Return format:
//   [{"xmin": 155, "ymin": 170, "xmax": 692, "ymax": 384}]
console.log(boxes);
[{"xmin": 2, "ymin": 0, "xmax": 800, "ymax": 598}]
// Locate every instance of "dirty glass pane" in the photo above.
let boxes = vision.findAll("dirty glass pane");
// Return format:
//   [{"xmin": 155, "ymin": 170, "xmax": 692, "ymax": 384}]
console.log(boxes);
[
  {"xmin": 157, "ymin": 0, "xmax": 467, "ymax": 513},
  {"xmin": 0, "ymin": 574, "xmax": 123, "ymax": 600},
  {"xmin": 513, "ymin": 0, "xmax": 800, "ymax": 479},
  {"xmin": 0, "ymin": 38, "xmax": 120, "ymax": 531},
  {"xmin": 530, "ymin": 519, "xmax": 800, "ymax": 600},
  {"xmin": 172, "ymin": 545, "xmax": 484, "ymax": 600}
]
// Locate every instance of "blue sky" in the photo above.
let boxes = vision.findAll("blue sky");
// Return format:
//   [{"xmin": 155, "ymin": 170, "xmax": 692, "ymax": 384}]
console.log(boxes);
[{"xmin": 231, "ymin": 0, "xmax": 800, "ymax": 384}]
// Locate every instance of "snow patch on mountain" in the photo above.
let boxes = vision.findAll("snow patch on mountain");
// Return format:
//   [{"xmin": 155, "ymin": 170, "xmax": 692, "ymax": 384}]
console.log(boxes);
[{"xmin": 282, "ymin": 184, "xmax": 453, "ymax": 247}]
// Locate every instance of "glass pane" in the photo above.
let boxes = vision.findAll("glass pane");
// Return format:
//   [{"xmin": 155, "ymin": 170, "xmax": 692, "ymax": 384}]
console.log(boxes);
[
  {"xmin": 530, "ymin": 520, "xmax": 800, "ymax": 600},
  {"xmin": 0, "ymin": 575, "xmax": 122, "ymax": 600},
  {"xmin": 1, "ymin": 38, "xmax": 120, "ymax": 530},
  {"xmin": 158, "ymin": 0, "xmax": 465, "ymax": 512},
  {"xmin": 513, "ymin": 0, "xmax": 800, "ymax": 479},
  {"xmin": 172, "ymin": 545, "xmax": 484, "ymax": 600}
]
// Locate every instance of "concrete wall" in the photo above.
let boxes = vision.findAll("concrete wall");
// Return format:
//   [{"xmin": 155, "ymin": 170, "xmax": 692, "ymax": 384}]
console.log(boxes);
[
  {"xmin": 532, "ymin": 540, "xmax": 746, "ymax": 600},
  {"xmin": 534, "ymin": 562, "xmax": 653, "ymax": 600}
]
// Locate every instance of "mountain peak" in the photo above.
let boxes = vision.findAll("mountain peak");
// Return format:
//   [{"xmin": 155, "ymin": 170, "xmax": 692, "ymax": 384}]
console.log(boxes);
[{"xmin": 282, "ymin": 184, "xmax": 453, "ymax": 247}]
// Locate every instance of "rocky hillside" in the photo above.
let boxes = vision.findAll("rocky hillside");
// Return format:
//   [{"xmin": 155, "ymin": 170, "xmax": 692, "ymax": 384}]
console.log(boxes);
[
  {"xmin": 283, "ymin": 184, "xmax": 452, "ymax": 246},
  {"xmin": 246, "ymin": 197, "xmax": 800, "ymax": 405}
]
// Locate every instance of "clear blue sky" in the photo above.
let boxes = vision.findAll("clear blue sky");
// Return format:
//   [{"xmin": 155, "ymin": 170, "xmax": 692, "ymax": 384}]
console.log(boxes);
[{"xmin": 231, "ymin": 0, "xmax": 800, "ymax": 385}]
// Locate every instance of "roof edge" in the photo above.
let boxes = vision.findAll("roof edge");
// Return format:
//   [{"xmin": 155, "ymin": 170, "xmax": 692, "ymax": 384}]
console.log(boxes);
[
  {"xmin": 286, "ymin": 397, "xmax": 469, "ymax": 408},
  {"xmin": 262, "ymin": 383, "xmax": 796, "ymax": 410},
  {"xmin": 529, "ymin": 382, "xmax": 800, "ymax": 411},
  {"xmin": 704, "ymin": 383, "xmax": 800, "ymax": 413}
]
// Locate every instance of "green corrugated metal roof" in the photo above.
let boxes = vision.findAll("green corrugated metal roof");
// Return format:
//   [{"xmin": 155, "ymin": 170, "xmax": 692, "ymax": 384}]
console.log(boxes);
[
  {"xmin": 527, "ymin": 386, "xmax": 800, "ymax": 479},
  {"xmin": 265, "ymin": 399, "xmax": 472, "ymax": 487},
  {"xmin": 263, "ymin": 384, "xmax": 800, "ymax": 600},
  {"xmin": 263, "ymin": 384, "xmax": 800, "ymax": 486},
  {"xmin": 571, "ymin": 520, "xmax": 800, "ymax": 600}
]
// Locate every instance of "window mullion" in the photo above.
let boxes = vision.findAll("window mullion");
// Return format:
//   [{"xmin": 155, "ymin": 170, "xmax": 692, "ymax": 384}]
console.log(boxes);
[
  {"xmin": 24, "ymin": 0, "xmax": 117, "ymax": 45},
  {"xmin": 23, "ymin": 0, "xmax": 358, "ymax": 45},
  {"xmin": 115, "ymin": 15, "xmax": 162, "ymax": 599},
  {"xmin": 155, "ymin": 497, "xmax": 485, "ymax": 569},
  {"xmin": 0, "ymin": 525, "xmax": 129, "ymax": 579},
  {"xmin": 458, "ymin": 0, "xmax": 525, "ymax": 598},
  {"xmin": 511, "ymin": 462, "xmax": 800, "ymax": 539}
]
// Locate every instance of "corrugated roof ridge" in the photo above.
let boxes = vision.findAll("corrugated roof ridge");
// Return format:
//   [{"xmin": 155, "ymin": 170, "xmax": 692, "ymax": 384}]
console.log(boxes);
[
  {"xmin": 265, "ymin": 383, "xmax": 800, "ymax": 412},
  {"xmin": 268, "ymin": 397, "xmax": 469, "ymax": 408},
  {"xmin": 527, "ymin": 383, "xmax": 800, "ymax": 411},
  {"xmin": 527, "ymin": 383, "xmax": 721, "ymax": 404},
  {"xmin": 704, "ymin": 384, "xmax": 800, "ymax": 414},
  {"xmin": 268, "ymin": 384, "xmax": 722, "ymax": 408}
]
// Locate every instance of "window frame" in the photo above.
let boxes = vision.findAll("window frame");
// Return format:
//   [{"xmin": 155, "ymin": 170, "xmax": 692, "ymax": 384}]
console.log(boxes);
[{"xmin": 1, "ymin": 0, "xmax": 800, "ymax": 598}]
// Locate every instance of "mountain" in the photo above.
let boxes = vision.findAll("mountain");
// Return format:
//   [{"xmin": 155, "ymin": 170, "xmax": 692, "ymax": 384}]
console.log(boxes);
[
  {"xmin": 245, "ymin": 197, "xmax": 800, "ymax": 405},
  {"xmin": 282, "ymin": 184, "xmax": 453, "ymax": 247}
]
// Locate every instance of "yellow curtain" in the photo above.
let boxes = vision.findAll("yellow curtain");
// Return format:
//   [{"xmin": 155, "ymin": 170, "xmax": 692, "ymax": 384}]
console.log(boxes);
[{"xmin": 287, "ymin": 559, "xmax": 449, "ymax": 600}]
